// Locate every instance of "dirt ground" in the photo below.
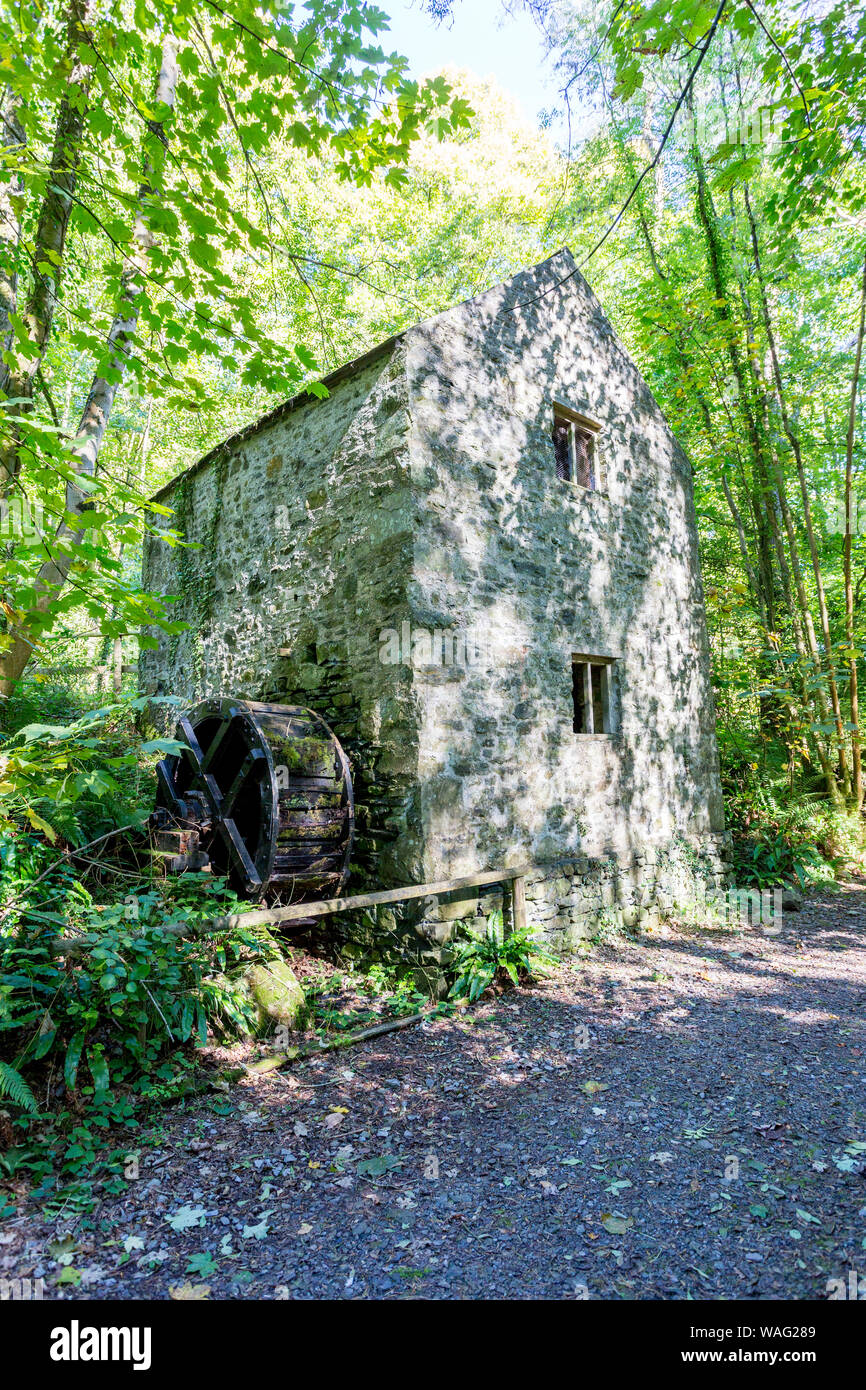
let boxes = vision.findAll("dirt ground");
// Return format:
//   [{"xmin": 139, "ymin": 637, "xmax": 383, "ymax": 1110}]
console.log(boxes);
[{"xmin": 4, "ymin": 884, "xmax": 866, "ymax": 1300}]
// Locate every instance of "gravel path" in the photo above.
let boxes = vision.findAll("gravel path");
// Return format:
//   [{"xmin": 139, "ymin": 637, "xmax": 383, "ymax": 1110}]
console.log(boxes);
[{"xmin": 6, "ymin": 884, "xmax": 866, "ymax": 1300}]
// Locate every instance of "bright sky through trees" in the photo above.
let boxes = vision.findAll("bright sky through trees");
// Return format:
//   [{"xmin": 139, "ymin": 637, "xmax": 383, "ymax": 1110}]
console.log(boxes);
[{"xmin": 382, "ymin": 0, "xmax": 569, "ymax": 140}]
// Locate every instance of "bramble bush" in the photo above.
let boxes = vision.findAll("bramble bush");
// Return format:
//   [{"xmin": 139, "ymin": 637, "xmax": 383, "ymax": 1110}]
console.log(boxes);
[
  {"xmin": 0, "ymin": 694, "xmax": 183, "ymax": 847},
  {"xmin": 0, "ymin": 863, "xmax": 277, "ymax": 1199}
]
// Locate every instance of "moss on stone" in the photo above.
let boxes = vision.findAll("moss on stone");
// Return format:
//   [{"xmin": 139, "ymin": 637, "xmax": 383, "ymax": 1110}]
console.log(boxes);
[{"xmin": 244, "ymin": 960, "xmax": 307, "ymax": 1033}]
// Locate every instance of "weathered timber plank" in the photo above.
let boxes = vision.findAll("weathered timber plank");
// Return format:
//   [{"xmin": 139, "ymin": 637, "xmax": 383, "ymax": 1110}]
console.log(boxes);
[{"xmin": 225, "ymin": 865, "xmax": 534, "ymax": 929}]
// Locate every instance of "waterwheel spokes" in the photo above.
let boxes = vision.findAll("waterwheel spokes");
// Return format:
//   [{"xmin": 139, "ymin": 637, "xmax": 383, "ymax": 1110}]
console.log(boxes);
[
  {"xmin": 213, "ymin": 747, "xmax": 268, "ymax": 889},
  {"xmin": 176, "ymin": 717, "xmax": 228, "ymax": 821},
  {"xmin": 221, "ymin": 747, "xmax": 267, "ymax": 820},
  {"xmin": 200, "ymin": 708, "xmax": 240, "ymax": 772},
  {"xmin": 215, "ymin": 815, "xmax": 262, "ymax": 889}
]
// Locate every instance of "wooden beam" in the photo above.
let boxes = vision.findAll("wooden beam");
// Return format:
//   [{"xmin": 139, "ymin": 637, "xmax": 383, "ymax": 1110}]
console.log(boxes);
[
  {"xmin": 510, "ymin": 875, "xmax": 527, "ymax": 935},
  {"xmin": 247, "ymin": 1005, "xmax": 443, "ymax": 1071},
  {"xmin": 55, "ymin": 864, "xmax": 536, "ymax": 957},
  {"xmin": 224, "ymin": 865, "xmax": 534, "ymax": 930}
]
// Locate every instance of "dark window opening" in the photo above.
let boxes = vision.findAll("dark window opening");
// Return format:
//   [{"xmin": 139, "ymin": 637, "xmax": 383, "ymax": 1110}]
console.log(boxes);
[
  {"xmin": 572, "ymin": 656, "xmax": 614, "ymax": 733},
  {"xmin": 571, "ymin": 660, "xmax": 585, "ymax": 732},
  {"xmin": 553, "ymin": 417, "xmax": 572, "ymax": 480},
  {"xmin": 573, "ymin": 426, "xmax": 595, "ymax": 489},
  {"xmin": 552, "ymin": 410, "xmax": 601, "ymax": 490},
  {"xmin": 591, "ymin": 663, "xmax": 605, "ymax": 730}
]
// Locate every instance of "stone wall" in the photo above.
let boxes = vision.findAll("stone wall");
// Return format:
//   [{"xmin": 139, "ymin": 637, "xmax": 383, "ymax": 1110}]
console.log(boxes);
[
  {"xmin": 332, "ymin": 832, "xmax": 732, "ymax": 995},
  {"xmin": 142, "ymin": 341, "xmax": 425, "ymax": 888},
  {"xmin": 400, "ymin": 250, "xmax": 725, "ymax": 890},
  {"xmin": 420, "ymin": 834, "xmax": 731, "ymax": 950}
]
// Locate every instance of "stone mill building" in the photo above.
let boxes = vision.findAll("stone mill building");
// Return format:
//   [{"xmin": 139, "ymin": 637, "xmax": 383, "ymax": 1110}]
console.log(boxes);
[{"xmin": 142, "ymin": 248, "xmax": 729, "ymax": 962}]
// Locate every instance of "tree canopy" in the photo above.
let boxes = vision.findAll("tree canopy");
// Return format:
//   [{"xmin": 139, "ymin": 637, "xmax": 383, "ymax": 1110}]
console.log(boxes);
[{"xmin": 0, "ymin": 0, "xmax": 471, "ymax": 695}]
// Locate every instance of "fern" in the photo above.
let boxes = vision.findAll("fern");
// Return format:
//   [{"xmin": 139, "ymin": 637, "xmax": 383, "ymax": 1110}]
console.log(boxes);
[
  {"xmin": 0, "ymin": 1061, "xmax": 38, "ymax": 1114},
  {"xmin": 449, "ymin": 913, "xmax": 557, "ymax": 1002}
]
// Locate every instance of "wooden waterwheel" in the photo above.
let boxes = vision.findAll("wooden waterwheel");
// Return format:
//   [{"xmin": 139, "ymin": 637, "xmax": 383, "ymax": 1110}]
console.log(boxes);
[{"xmin": 152, "ymin": 698, "xmax": 354, "ymax": 900}]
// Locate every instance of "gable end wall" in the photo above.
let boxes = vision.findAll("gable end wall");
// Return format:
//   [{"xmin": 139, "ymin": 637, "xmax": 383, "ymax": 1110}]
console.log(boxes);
[{"xmin": 400, "ymin": 252, "xmax": 728, "ymax": 954}]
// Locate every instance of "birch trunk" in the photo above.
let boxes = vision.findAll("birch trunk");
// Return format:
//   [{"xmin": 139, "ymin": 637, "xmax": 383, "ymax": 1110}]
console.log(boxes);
[
  {"xmin": 0, "ymin": 87, "xmax": 25, "ymax": 365},
  {"xmin": 0, "ymin": 36, "xmax": 178, "ymax": 697},
  {"xmin": 0, "ymin": 0, "xmax": 95, "ymax": 490}
]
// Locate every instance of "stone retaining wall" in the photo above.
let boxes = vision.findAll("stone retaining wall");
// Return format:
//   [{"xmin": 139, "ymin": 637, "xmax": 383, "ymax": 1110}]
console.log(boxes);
[{"xmin": 296, "ymin": 832, "xmax": 732, "ymax": 994}]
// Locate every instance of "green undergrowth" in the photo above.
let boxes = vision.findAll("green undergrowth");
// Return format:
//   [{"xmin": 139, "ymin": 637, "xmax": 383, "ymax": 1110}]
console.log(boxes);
[
  {"xmin": 722, "ymin": 752, "xmax": 866, "ymax": 891},
  {"xmin": 448, "ymin": 913, "xmax": 558, "ymax": 1001},
  {"xmin": 299, "ymin": 958, "xmax": 437, "ymax": 1040},
  {"xmin": 0, "ymin": 690, "xmax": 553, "ymax": 1220},
  {"xmin": 0, "ymin": 860, "xmax": 280, "ymax": 1217}
]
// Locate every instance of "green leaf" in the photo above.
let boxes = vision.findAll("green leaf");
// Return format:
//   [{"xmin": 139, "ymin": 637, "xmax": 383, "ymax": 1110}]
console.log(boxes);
[
  {"xmin": 601, "ymin": 1214, "xmax": 633, "ymax": 1235},
  {"xmin": 356, "ymin": 1154, "xmax": 402, "ymax": 1177},
  {"xmin": 166, "ymin": 1205, "xmax": 208, "ymax": 1232},
  {"xmin": 0, "ymin": 1062, "xmax": 38, "ymax": 1114},
  {"xmin": 242, "ymin": 1212, "xmax": 272, "ymax": 1241},
  {"xmin": 88, "ymin": 1046, "xmax": 110, "ymax": 1095},
  {"xmin": 64, "ymin": 1032, "xmax": 86, "ymax": 1091}
]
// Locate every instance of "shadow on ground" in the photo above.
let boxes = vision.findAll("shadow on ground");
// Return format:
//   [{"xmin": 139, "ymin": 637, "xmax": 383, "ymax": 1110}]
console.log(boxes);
[{"xmin": 6, "ymin": 885, "xmax": 866, "ymax": 1300}]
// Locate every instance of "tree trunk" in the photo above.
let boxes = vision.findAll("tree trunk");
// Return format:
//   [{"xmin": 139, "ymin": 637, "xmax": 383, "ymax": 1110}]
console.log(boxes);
[
  {"xmin": 844, "ymin": 252, "xmax": 866, "ymax": 811},
  {"xmin": 0, "ymin": 0, "xmax": 95, "ymax": 492},
  {"xmin": 0, "ymin": 87, "xmax": 25, "ymax": 364},
  {"xmin": 0, "ymin": 36, "xmax": 178, "ymax": 697},
  {"xmin": 743, "ymin": 183, "xmax": 854, "ymax": 796}
]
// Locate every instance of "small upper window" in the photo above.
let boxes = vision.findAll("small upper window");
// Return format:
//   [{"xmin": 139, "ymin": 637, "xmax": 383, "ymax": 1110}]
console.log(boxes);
[{"xmin": 552, "ymin": 406, "xmax": 603, "ymax": 491}]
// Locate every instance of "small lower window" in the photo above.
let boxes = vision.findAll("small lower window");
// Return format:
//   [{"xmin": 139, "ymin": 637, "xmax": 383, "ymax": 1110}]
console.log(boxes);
[{"xmin": 572, "ymin": 656, "xmax": 615, "ymax": 733}]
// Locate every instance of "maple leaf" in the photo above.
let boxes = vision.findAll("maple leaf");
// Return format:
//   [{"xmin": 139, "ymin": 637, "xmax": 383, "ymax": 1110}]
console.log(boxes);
[{"xmin": 166, "ymin": 1205, "xmax": 207, "ymax": 1232}]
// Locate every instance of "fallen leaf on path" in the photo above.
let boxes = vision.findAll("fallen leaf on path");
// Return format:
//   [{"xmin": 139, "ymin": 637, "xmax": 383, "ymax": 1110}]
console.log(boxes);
[
  {"xmin": 242, "ymin": 1212, "xmax": 273, "ymax": 1240},
  {"xmin": 166, "ymin": 1205, "xmax": 207, "ymax": 1232},
  {"xmin": 48, "ymin": 1234, "xmax": 77, "ymax": 1265},
  {"xmin": 795, "ymin": 1208, "xmax": 821, "ymax": 1226},
  {"xmin": 601, "ymin": 1214, "xmax": 634, "ymax": 1235}
]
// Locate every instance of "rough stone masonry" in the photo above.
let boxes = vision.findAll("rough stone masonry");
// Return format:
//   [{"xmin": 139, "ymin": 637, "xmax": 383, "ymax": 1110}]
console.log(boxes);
[{"xmin": 142, "ymin": 249, "xmax": 729, "ymax": 977}]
